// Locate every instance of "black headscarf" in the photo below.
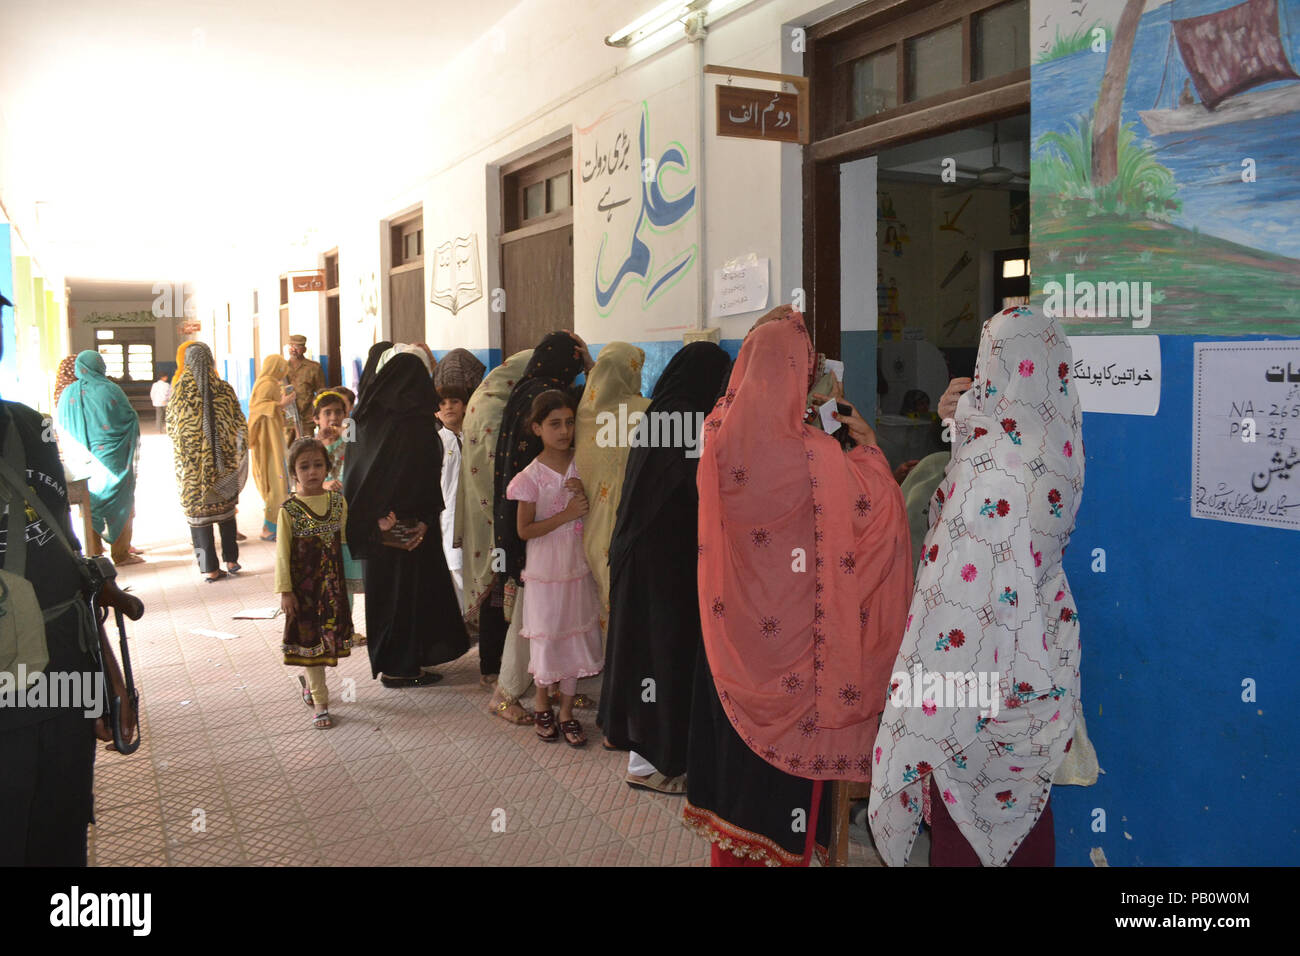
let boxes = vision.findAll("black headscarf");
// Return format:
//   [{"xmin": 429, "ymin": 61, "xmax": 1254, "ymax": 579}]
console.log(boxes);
[
  {"xmin": 344, "ymin": 352, "xmax": 443, "ymax": 559},
  {"xmin": 607, "ymin": 342, "xmax": 731, "ymax": 573},
  {"xmin": 492, "ymin": 331, "xmax": 586, "ymax": 580},
  {"xmin": 355, "ymin": 340, "xmax": 394, "ymax": 410}
]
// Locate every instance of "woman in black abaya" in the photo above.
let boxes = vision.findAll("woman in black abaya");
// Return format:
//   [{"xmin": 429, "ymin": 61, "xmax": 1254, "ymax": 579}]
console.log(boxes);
[
  {"xmin": 598, "ymin": 342, "xmax": 731, "ymax": 791},
  {"xmin": 344, "ymin": 352, "xmax": 469, "ymax": 686}
]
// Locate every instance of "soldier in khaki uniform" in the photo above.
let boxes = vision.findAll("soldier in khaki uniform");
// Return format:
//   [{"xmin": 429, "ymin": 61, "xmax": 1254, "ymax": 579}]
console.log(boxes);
[{"xmin": 284, "ymin": 334, "xmax": 326, "ymax": 442}]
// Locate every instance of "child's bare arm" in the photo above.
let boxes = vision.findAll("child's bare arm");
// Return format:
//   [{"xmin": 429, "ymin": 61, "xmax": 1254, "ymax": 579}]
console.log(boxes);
[{"xmin": 517, "ymin": 497, "xmax": 583, "ymax": 540}]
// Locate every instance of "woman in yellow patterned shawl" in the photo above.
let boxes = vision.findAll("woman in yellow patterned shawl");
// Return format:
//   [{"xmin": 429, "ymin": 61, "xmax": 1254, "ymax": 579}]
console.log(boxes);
[
  {"xmin": 573, "ymin": 341, "xmax": 650, "ymax": 637},
  {"xmin": 248, "ymin": 355, "xmax": 292, "ymax": 540},
  {"xmin": 166, "ymin": 342, "xmax": 249, "ymax": 581}
]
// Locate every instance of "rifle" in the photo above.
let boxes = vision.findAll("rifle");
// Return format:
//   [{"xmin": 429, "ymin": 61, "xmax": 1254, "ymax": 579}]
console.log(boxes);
[{"xmin": 85, "ymin": 555, "xmax": 143, "ymax": 754}]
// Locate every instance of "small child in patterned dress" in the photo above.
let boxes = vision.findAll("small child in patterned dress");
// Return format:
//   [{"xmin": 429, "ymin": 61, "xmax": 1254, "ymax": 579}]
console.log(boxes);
[{"xmin": 276, "ymin": 438, "xmax": 354, "ymax": 729}]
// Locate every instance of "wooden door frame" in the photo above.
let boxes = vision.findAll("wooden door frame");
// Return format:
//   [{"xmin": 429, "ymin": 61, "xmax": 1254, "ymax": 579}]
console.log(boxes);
[
  {"xmin": 801, "ymin": 0, "xmax": 1030, "ymax": 357},
  {"xmin": 496, "ymin": 135, "xmax": 575, "ymax": 356}
]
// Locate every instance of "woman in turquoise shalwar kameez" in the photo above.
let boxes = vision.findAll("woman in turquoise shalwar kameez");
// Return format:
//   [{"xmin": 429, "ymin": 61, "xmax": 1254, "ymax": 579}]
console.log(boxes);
[{"xmin": 55, "ymin": 350, "xmax": 142, "ymax": 565}]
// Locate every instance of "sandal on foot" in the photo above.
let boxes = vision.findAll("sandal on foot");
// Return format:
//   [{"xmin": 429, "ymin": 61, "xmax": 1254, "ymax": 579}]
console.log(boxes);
[
  {"xmin": 550, "ymin": 691, "xmax": 597, "ymax": 710},
  {"xmin": 559, "ymin": 719, "xmax": 587, "ymax": 748},
  {"xmin": 313, "ymin": 711, "xmax": 334, "ymax": 729},
  {"xmin": 226, "ymin": 562, "xmax": 242, "ymax": 574},
  {"xmin": 625, "ymin": 771, "xmax": 686, "ymax": 794},
  {"xmin": 297, "ymin": 675, "xmax": 314, "ymax": 707},
  {"xmin": 490, "ymin": 696, "xmax": 534, "ymax": 725},
  {"xmin": 480, "ymin": 674, "xmax": 499, "ymax": 688},
  {"xmin": 602, "ymin": 737, "xmax": 626, "ymax": 752},
  {"xmin": 204, "ymin": 569, "xmax": 229, "ymax": 583},
  {"xmin": 534, "ymin": 710, "xmax": 559, "ymax": 742}
]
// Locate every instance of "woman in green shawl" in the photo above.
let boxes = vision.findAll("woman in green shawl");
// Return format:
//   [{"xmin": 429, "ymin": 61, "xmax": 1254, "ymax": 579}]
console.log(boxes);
[{"xmin": 55, "ymin": 350, "xmax": 141, "ymax": 565}]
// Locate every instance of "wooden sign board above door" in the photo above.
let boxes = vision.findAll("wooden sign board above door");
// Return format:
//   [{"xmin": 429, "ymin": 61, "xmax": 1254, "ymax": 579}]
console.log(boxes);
[
  {"xmin": 717, "ymin": 86, "xmax": 801, "ymax": 142},
  {"xmin": 292, "ymin": 272, "xmax": 325, "ymax": 292},
  {"xmin": 706, "ymin": 65, "xmax": 809, "ymax": 145}
]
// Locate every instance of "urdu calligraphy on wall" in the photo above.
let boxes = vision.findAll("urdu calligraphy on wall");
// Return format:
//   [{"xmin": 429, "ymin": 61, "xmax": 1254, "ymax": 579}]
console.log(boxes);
[
  {"xmin": 1192, "ymin": 341, "xmax": 1300, "ymax": 531},
  {"xmin": 577, "ymin": 96, "xmax": 698, "ymax": 318}
]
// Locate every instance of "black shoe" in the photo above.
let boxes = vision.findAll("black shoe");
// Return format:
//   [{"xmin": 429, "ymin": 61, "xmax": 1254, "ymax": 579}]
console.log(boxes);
[{"xmin": 381, "ymin": 672, "xmax": 444, "ymax": 688}]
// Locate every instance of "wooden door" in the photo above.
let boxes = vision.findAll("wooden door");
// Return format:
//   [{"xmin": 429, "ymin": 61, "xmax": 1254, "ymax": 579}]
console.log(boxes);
[
  {"xmin": 324, "ymin": 295, "xmax": 342, "ymax": 385},
  {"xmin": 502, "ymin": 225, "xmax": 573, "ymax": 358},
  {"xmin": 390, "ymin": 267, "xmax": 424, "ymax": 345}
]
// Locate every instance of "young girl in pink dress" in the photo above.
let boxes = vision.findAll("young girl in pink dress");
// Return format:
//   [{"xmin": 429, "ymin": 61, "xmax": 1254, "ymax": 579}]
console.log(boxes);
[{"xmin": 507, "ymin": 389, "xmax": 603, "ymax": 747}]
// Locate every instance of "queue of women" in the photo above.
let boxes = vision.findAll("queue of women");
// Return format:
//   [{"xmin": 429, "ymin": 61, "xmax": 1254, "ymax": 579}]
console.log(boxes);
[{"xmin": 55, "ymin": 299, "xmax": 1089, "ymax": 866}]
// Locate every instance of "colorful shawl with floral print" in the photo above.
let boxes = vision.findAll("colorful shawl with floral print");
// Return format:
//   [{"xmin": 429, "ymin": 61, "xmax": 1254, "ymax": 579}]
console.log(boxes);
[{"xmin": 868, "ymin": 305, "xmax": 1085, "ymax": 867}]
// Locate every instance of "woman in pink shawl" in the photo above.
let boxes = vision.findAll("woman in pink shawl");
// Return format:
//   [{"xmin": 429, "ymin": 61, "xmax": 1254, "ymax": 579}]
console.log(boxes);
[
  {"xmin": 682, "ymin": 307, "xmax": 913, "ymax": 866},
  {"xmin": 868, "ymin": 305, "xmax": 1085, "ymax": 866}
]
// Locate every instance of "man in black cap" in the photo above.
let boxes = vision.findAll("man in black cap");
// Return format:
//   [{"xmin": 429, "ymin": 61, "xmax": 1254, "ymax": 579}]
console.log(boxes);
[{"xmin": 0, "ymin": 291, "xmax": 133, "ymax": 865}]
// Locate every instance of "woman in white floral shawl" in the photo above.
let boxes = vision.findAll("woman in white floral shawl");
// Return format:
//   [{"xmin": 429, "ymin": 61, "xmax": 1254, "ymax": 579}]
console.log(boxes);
[{"xmin": 869, "ymin": 305, "xmax": 1085, "ymax": 867}]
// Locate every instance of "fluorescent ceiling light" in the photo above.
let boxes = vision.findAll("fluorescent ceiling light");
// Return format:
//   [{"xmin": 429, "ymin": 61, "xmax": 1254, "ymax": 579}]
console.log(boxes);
[{"xmin": 605, "ymin": 0, "xmax": 708, "ymax": 47}]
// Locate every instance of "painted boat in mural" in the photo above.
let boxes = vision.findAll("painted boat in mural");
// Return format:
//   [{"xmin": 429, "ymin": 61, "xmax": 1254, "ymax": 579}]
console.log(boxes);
[{"xmin": 1138, "ymin": 0, "xmax": 1300, "ymax": 135}]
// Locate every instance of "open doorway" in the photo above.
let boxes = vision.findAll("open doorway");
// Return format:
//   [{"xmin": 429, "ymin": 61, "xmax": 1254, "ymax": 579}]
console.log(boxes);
[{"xmin": 802, "ymin": 0, "xmax": 1030, "ymax": 467}]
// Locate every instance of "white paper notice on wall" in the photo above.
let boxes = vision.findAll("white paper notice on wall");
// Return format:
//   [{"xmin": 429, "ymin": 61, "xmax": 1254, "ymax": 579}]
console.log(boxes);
[
  {"xmin": 711, "ymin": 256, "xmax": 769, "ymax": 318},
  {"xmin": 1067, "ymin": 335, "xmax": 1161, "ymax": 416},
  {"xmin": 1193, "ymin": 341, "xmax": 1300, "ymax": 531}
]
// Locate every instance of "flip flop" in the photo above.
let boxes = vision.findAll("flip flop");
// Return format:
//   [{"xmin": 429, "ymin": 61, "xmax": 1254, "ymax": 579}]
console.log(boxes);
[
  {"xmin": 226, "ymin": 563, "xmax": 242, "ymax": 574},
  {"xmin": 204, "ymin": 570, "xmax": 229, "ymax": 583},
  {"xmin": 298, "ymin": 675, "xmax": 313, "ymax": 707},
  {"xmin": 625, "ymin": 771, "xmax": 686, "ymax": 795}
]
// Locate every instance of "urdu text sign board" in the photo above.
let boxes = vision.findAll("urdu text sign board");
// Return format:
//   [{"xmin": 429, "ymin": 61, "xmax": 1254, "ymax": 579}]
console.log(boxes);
[
  {"xmin": 716, "ymin": 86, "xmax": 800, "ymax": 143},
  {"xmin": 1193, "ymin": 341, "xmax": 1300, "ymax": 531}
]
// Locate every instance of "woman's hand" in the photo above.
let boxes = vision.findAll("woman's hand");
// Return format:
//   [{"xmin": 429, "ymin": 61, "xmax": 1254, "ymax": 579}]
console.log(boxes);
[
  {"xmin": 324, "ymin": 479, "xmax": 343, "ymax": 492},
  {"xmin": 377, "ymin": 511, "xmax": 397, "ymax": 532},
  {"xmin": 894, "ymin": 459, "xmax": 920, "ymax": 484},
  {"xmin": 567, "ymin": 331, "xmax": 596, "ymax": 372},
  {"xmin": 281, "ymin": 592, "xmax": 299, "ymax": 619},
  {"xmin": 405, "ymin": 521, "xmax": 429, "ymax": 551},
  {"xmin": 279, "ymin": 390, "xmax": 296, "ymax": 408},
  {"xmin": 938, "ymin": 377, "xmax": 973, "ymax": 422},
  {"xmin": 812, "ymin": 394, "xmax": 877, "ymax": 448}
]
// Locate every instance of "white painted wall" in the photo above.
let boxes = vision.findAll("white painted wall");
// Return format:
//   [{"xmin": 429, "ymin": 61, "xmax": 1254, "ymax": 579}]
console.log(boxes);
[{"xmin": 208, "ymin": 0, "xmax": 871, "ymax": 381}]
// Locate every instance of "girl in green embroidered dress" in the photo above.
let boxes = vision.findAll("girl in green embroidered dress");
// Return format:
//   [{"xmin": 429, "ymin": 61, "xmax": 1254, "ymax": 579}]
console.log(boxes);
[{"xmin": 276, "ymin": 438, "xmax": 354, "ymax": 729}]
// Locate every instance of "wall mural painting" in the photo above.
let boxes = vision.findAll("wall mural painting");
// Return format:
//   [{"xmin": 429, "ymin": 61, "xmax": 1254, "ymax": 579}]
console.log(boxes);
[
  {"xmin": 578, "ymin": 97, "xmax": 698, "ymax": 319},
  {"xmin": 1031, "ymin": 0, "xmax": 1300, "ymax": 333}
]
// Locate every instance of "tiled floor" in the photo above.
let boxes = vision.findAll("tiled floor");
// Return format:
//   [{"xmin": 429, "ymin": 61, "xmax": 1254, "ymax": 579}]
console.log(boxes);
[{"xmin": 87, "ymin": 428, "xmax": 882, "ymax": 866}]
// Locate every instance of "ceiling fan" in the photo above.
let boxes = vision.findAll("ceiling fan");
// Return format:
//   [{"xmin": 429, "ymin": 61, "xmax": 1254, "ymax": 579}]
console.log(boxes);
[{"xmin": 945, "ymin": 123, "xmax": 1029, "ymax": 194}]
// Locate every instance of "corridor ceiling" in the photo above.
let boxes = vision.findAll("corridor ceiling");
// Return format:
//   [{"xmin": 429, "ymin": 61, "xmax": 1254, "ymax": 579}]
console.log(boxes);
[{"xmin": 0, "ymin": 0, "xmax": 519, "ymax": 280}]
